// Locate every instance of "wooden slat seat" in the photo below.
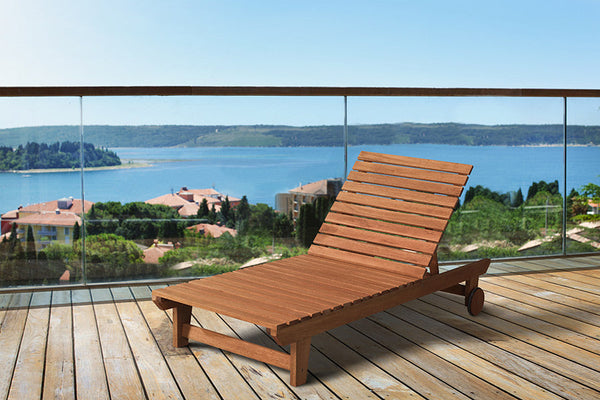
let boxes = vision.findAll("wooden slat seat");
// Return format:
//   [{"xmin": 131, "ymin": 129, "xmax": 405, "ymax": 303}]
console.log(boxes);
[{"xmin": 153, "ymin": 151, "xmax": 490, "ymax": 386}]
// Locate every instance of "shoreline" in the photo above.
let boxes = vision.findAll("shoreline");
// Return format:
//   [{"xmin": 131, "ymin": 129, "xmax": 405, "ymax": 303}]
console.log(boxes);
[{"xmin": 5, "ymin": 161, "xmax": 152, "ymax": 174}]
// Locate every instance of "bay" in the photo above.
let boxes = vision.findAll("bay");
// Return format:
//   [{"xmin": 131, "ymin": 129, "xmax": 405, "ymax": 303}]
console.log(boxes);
[{"xmin": 0, "ymin": 144, "xmax": 598, "ymax": 215}]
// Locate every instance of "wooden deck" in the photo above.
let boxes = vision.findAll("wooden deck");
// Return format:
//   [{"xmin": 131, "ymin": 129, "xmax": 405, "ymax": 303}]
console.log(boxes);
[{"xmin": 1, "ymin": 255, "xmax": 599, "ymax": 399}]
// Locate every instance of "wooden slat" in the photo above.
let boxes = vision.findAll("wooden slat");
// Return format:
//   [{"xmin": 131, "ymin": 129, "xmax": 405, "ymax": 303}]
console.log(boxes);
[
  {"xmin": 336, "ymin": 190, "xmax": 453, "ymax": 219},
  {"xmin": 154, "ymin": 285, "xmax": 287, "ymax": 328},
  {"xmin": 254, "ymin": 261, "xmax": 391, "ymax": 294},
  {"xmin": 273, "ymin": 256, "xmax": 410, "ymax": 289},
  {"xmin": 225, "ymin": 272, "xmax": 340, "ymax": 309},
  {"xmin": 330, "ymin": 202, "xmax": 448, "ymax": 231},
  {"xmin": 232, "ymin": 266, "xmax": 374, "ymax": 302},
  {"xmin": 353, "ymin": 159, "xmax": 469, "ymax": 185},
  {"xmin": 341, "ymin": 180, "xmax": 458, "ymax": 208},
  {"xmin": 313, "ymin": 233, "xmax": 432, "ymax": 266},
  {"xmin": 308, "ymin": 245, "xmax": 427, "ymax": 278},
  {"xmin": 346, "ymin": 170, "xmax": 463, "ymax": 197},
  {"xmin": 319, "ymin": 222, "xmax": 437, "ymax": 254},
  {"xmin": 190, "ymin": 278, "xmax": 329, "ymax": 318},
  {"xmin": 227, "ymin": 269, "xmax": 358, "ymax": 307},
  {"xmin": 290, "ymin": 254, "xmax": 417, "ymax": 286},
  {"xmin": 324, "ymin": 212, "xmax": 443, "ymax": 242},
  {"xmin": 358, "ymin": 151, "xmax": 473, "ymax": 175},
  {"xmin": 186, "ymin": 280, "xmax": 317, "ymax": 321}
]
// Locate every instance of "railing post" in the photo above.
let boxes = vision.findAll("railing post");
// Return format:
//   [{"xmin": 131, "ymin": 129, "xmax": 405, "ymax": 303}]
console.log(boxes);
[
  {"xmin": 80, "ymin": 97, "xmax": 87, "ymax": 284},
  {"xmin": 562, "ymin": 97, "xmax": 568, "ymax": 255},
  {"xmin": 343, "ymin": 96, "xmax": 348, "ymax": 182}
]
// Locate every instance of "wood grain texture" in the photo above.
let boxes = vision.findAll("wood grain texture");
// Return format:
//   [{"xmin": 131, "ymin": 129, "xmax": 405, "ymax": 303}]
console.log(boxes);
[{"xmin": 150, "ymin": 151, "xmax": 491, "ymax": 386}]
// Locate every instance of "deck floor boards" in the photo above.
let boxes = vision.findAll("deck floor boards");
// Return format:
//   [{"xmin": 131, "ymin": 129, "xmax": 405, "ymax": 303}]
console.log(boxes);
[{"xmin": 1, "ymin": 256, "xmax": 599, "ymax": 399}]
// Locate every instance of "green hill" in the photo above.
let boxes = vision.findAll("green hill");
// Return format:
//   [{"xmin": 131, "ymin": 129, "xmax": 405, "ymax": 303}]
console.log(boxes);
[{"xmin": 0, "ymin": 123, "xmax": 598, "ymax": 148}]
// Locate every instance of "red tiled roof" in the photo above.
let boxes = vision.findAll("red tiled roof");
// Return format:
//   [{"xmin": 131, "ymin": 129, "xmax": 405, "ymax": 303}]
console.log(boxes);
[
  {"xmin": 19, "ymin": 199, "xmax": 93, "ymax": 215},
  {"xmin": 289, "ymin": 179, "xmax": 330, "ymax": 195},
  {"xmin": 145, "ymin": 193, "xmax": 190, "ymax": 208},
  {"xmin": 1, "ymin": 210, "xmax": 19, "ymax": 219},
  {"xmin": 186, "ymin": 223, "xmax": 237, "ymax": 238},
  {"xmin": 143, "ymin": 243, "xmax": 174, "ymax": 264},
  {"xmin": 16, "ymin": 212, "xmax": 81, "ymax": 227}
]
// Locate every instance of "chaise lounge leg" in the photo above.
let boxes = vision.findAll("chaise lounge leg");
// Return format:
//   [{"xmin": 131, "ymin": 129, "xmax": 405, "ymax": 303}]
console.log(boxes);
[
  {"xmin": 173, "ymin": 304, "xmax": 192, "ymax": 347},
  {"xmin": 289, "ymin": 337, "xmax": 311, "ymax": 386}
]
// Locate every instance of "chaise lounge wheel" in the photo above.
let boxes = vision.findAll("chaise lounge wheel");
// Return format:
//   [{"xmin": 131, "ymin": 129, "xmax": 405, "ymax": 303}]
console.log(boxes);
[{"xmin": 467, "ymin": 287, "xmax": 485, "ymax": 316}]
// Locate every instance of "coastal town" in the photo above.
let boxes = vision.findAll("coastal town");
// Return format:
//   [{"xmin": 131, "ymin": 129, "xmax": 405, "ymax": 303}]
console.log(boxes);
[{"xmin": 0, "ymin": 178, "xmax": 346, "ymax": 284}]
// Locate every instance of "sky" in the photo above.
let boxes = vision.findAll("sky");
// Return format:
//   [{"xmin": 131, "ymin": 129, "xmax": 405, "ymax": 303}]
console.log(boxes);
[{"xmin": 1, "ymin": 0, "xmax": 600, "ymax": 127}]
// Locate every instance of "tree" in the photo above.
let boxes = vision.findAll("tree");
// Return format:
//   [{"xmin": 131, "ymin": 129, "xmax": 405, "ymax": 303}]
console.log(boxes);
[
  {"xmin": 207, "ymin": 204, "xmax": 217, "ymax": 224},
  {"xmin": 236, "ymin": 195, "xmax": 250, "ymax": 221},
  {"xmin": 73, "ymin": 221, "xmax": 81, "ymax": 241},
  {"xmin": 580, "ymin": 182, "xmax": 600, "ymax": 203},
  {"xmin": 512, "ymin": 188, "xmax": 524, "ymax": 208},
  {"xmin": 197, "ymin": 198, "xmax": 209, "ymax": 218},
  {"xmin": 297, "ymin": 203, "xmax": 318, "ymax": 247},
  {"xmin": 527, "ymin": 180, "xmax": 559, "ymax": 201},
  {"xmin": 25, "ymin": 225, "xmax": 36, "ymax": 262}
]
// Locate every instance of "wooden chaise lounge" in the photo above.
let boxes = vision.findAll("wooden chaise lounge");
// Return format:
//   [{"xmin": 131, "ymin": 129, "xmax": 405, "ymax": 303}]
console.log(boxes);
[{"xmin": 152, "ymin": 151, "xmax": 490, "ymax": 386}]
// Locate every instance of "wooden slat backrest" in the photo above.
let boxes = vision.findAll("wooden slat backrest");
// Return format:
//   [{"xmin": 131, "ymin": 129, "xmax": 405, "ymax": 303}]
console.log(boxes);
[{"xmin": 308, "ymin": 151, "xmax": 472, "ymax": 278}]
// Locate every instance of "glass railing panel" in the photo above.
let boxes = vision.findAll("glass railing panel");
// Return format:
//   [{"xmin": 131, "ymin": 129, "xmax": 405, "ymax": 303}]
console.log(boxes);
[
  {"xmin": 347, "ymin": 96, "xmax": 568, "ymax": 262},
  {"xmin": 565, "ymin": 98, "xmax": 600, "ymax": 255},
  {"xmin": 80, "ymin": 95, "xmax": 344, "ymax": 283},
  {"xmin": 0, "ymin": 97, "xmax": 83, "ymax": 288}
]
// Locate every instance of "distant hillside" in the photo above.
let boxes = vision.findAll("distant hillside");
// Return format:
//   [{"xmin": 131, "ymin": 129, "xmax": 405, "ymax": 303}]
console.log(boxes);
[{"xmin": 0, "ymin": 123, "xmax": 599, "ymax": 148}]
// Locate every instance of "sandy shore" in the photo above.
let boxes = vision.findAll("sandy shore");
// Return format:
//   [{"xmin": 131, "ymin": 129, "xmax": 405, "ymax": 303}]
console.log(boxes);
[{"xmin": 7, "ymin": 161, "xmax": 152, "ymax": 174}]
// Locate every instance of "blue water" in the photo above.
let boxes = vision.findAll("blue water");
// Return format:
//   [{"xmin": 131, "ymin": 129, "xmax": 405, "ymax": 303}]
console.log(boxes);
[{"xmin": 1, "ymin": 144, "xmax": 598, "ymax": 214}]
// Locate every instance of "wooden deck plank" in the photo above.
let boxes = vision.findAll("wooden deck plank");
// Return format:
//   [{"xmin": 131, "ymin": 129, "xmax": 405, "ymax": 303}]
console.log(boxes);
[
  {"xmin": 1, "ymin": 257, "xmax": 599, "ymax": 399},
  {"xmin": 482, "ymin": 287, "xmax": 600, "ymax": 349},
  {"xmin": 481, "ymin": 280, "xmax": 600, "ymax": 331},
  {"xmin": 43, "ymin": 301, "xmax": 74, "ymax": 400},
  {"xmin": 420, "ymin": 293, "xmax": 600, "ymax": 391},
  {"xmin": 0, "ymin": 293, "xmax": 31, "ymax": 399},
  {"xmin": 493, "ymin": 272, "xmax": 600, "ymax": 307},
  {"xmin": 328, "ymin": 324, "xmax": 470, "ymax": 399},
  {"xmin": 434, "ymin": 290, "xmax": 600, "ymax": 371},
  {"xmin": 72, "ymin": 303, "xmax": 110, "ymax": 400},
  {"xmin": 220, "ymin": 314, "xmax": 340, "ymax": 399},
  {"xmin": 349, "ymin": 317, "xmax": 514, "ymax": 399},
  {"xmin": 115, "ymin": 300, "xmax": 184, "ymax": 399},
  {"xmin": 94, "ymin": 302, "xmax": 146, "ymax": 399},
  {"xmin": 398, "ymin": 300, "xmax": 600, "ymax": 400},
  {"xmin": 188, "ymin": 309, "xmax": 261, "ymax": 400},
  {"xmin": 194, "ymin": 308, "xmax": 301, "ymax": 399},
  {"xmin": 110, "ymin": 286, "xmax": 134, "ymax": 301},
  {"xmin": 368, "ymin": 310, "xmax": 561, "ymax": 400},
  {"xmin": 136, "ymin": 299, "xmax": 221, "ymax": 400},
  {"xmin": 311, "ymin": 330, "xmax": 426, "ymax": 398},
  {"xmin": 7, "ymin": 305, "xmax": 49, "ymax": 400},
  {"xmin": 487, "ymin": 275, "xmax": 600, "ymax": 318}
]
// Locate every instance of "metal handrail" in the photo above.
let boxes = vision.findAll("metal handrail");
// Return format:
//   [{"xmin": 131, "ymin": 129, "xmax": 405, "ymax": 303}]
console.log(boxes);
[{"xmin": 1, "ymin": 86, "xmax": 600, "ymax": 97}]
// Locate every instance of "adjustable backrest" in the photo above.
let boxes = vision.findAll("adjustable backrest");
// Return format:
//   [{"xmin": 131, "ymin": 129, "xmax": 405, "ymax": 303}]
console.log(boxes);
[{"xmin": 308, "ymin": 151, "xmax": 472, "ymax": 279}]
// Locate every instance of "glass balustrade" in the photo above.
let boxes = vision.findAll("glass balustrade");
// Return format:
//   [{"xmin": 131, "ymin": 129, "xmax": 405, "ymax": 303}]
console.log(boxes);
[{"xmin": 0, "ymin": 89, "xmax": 598, "ymax": 289}]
